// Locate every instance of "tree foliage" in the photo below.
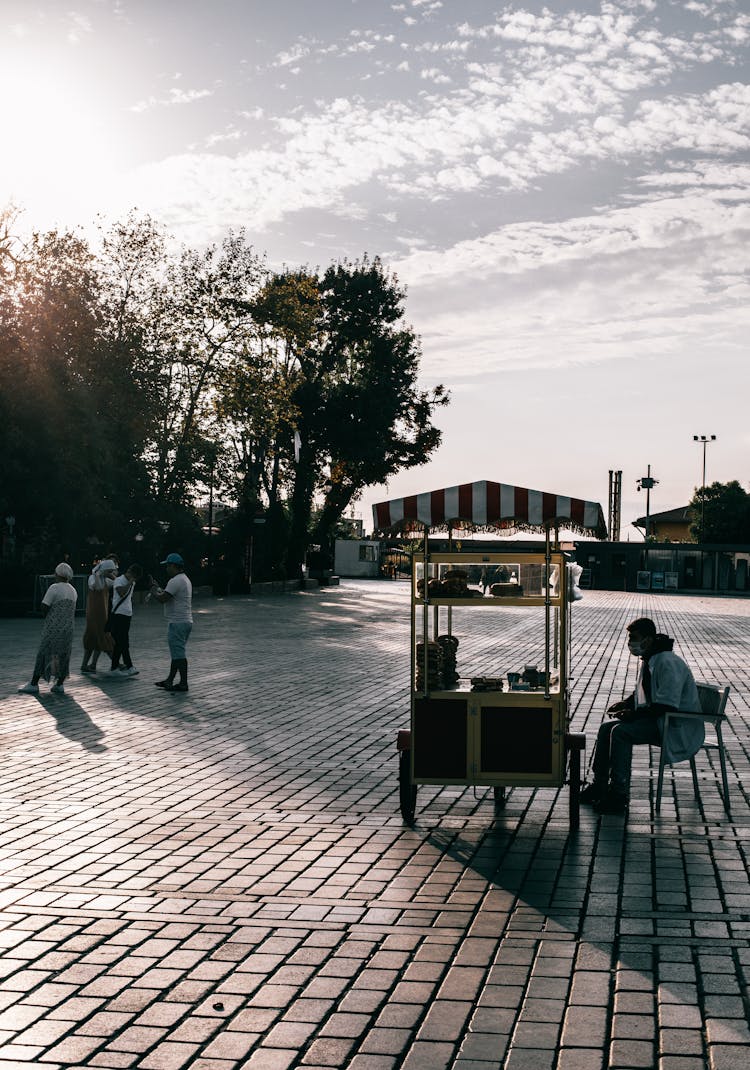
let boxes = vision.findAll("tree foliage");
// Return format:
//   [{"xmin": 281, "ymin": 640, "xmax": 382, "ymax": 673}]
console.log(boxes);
[
  {"xmin": 688, "ymin": 481, "xmax": 750, "ymax": 544},
  {"xmin": 0, "ymin": 211, "xmax": 446, "ymax": 585}
]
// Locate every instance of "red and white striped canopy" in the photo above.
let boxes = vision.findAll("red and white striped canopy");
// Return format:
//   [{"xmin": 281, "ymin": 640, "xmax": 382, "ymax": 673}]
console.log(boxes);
[{"xmin": 373, "ymin": 479, "xmax": 607, "ymax": 537}]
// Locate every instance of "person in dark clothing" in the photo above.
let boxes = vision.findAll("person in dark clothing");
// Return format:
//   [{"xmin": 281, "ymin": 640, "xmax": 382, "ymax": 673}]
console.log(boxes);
[
  {"xmin": 109, "ymin": 565, "xmax": 143, "ymax": 676},
  {"xmin": 581, "ymin": 617, "xmax": 704, "ymax": 815}
]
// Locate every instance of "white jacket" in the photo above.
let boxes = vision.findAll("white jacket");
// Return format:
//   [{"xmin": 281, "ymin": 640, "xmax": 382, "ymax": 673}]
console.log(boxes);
[{"xmin": 634, "ymin": 650, "xmax": 704, "ymax": 763}]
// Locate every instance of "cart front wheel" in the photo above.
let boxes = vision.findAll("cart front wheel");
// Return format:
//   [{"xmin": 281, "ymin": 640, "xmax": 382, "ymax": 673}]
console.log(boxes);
[
  {"xmin": 399, "ymin": 750, "xmax": 417, "ymax": 825},
  {"xmin": 493, "ymin": 786, "xmax": 507, "ymax": 809}
]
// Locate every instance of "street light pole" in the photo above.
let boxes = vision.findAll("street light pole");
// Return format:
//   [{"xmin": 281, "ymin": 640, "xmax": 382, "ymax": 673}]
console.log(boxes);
[{"xmin": 693, "ymin": 434, "xmax": 716, "ymax": 543}]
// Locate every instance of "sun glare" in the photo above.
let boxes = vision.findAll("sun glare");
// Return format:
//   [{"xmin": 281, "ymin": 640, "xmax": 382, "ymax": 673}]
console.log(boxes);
[{"xmin": 0, "ymin": 52, "xmax": 118, "ymax": 227}]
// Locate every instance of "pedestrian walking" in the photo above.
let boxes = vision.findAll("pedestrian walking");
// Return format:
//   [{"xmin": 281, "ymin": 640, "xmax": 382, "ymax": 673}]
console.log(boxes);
[
  {"xmin": 81, "ymin": 558, "xmax": 117, "ymax": 673},
  {"xmin": 109, "ymin": 564, "xmax": 143, "ymax": 677},
  {"xmin": 18, "ymin": 563, "xmax": 78, "ymax": 695},
  {"xmin": 148, "ymin": 553, "xmax": 193, "ymax": 692}
]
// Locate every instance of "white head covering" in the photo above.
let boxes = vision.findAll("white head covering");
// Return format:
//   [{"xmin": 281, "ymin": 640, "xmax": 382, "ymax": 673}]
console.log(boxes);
[
  {"xmin": 94, "ymin": 559, "xmax": 117, "ymax": 574},
  {"xmin": 55, "ymin": 562, "xmax": 74, "ymax": 581}
]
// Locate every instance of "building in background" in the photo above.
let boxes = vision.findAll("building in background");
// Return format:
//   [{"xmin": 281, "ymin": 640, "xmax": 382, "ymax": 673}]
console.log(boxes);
[{"xmin": 632, "ymin": 506, "xmax": 693, "ymax": 542}]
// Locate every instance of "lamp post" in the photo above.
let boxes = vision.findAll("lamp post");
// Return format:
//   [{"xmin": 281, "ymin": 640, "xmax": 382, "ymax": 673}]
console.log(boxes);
[{"xmin": 693, "ymin": 435, "xmax": 716, "ymax": 543}]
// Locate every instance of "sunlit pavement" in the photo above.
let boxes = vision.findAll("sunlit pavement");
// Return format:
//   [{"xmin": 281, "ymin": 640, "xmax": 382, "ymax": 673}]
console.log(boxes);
[{"xmin": 1, "ymin": 582, "xmax": 749, "ymax": 1070}]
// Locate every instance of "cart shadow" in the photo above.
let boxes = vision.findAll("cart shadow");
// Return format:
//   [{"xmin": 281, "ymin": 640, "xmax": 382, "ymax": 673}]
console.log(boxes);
[{"xmin": 422, "ymin": 799, "xmax": 631, "ymax": 932}]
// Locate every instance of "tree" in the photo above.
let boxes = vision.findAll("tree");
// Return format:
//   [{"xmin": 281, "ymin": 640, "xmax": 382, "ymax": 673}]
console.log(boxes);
[
  {"xmin": 688, "ymin": 481, "xmax": 750, "ymax": 544},
  {"xmin": 0, "ymin": 225, "xmax": 152, "ymax": 562},
  {"xmin": 255, "ymin": 257, "xmax": 448, "ymax": 580},
  {"xmin": 1, "ymin": 206, "xmax": 448, "ymax": 589},
  {"xmin": 136, "ymin": 230, "xmax": 264, "ymax": 507}
]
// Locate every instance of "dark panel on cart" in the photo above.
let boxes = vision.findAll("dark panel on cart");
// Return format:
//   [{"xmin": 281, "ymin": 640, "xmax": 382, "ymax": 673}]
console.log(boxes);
[
  {"xmin": 480, "ymin": 705, "xmax": 553, "ymax": 774},
  {"xmin": 414, "ymin": 697, "xmax": 468, "ymax": 779}
]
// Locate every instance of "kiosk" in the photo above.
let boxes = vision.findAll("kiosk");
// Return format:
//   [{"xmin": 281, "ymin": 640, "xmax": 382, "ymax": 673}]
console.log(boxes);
[{"xmin": 372, "ymin": 480, "xmax": 607, "ymax": 828}]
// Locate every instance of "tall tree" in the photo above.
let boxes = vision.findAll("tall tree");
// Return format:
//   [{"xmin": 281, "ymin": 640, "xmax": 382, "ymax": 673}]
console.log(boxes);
[
  {"xmin": 689, "ymin": 481, "xmax": 750, "ymax": 543},
  {"xmin": 0, "ymin": 223, "xmax": 155, "ymax": 564},
  {"xmin": 254, "ymin": 258, "xmax": 448, "ymax": 580},
  {"xmin": 146, "ymin": 231, "xmax": 264, "ymax": 507}
]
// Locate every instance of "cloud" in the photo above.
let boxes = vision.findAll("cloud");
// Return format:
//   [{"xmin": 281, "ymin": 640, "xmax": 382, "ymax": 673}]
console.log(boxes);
[
  {"xmin": 130, "ymin": 87, "xmax": 214, "ymax": 113},
  {"xmin": 391, "ymin": 175, "xmax": 750, "ymax": 376},
  {"xmin": 119, "ymin": 62, "xmax": 749, "ymax": 240},
  {"xmin": 274, "ymin": 42, "xmax": 313, "ymax": 67},
  {"xmin": 109, "ymin": 0, "xmax": 748, "ymax": 279},
  {"xmin": 66, "ymin": 11, "xmax": 93, "ymax": 45},
  {"xmin": 420, "ymin": 66, "xmax": 451, "ymax": 84}
]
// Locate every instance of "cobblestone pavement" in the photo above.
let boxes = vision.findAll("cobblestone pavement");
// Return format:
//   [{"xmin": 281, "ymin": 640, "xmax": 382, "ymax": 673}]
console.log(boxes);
[{"xmin": 1, "ymin": 582, "xmax": 749, "ymax": 1070}]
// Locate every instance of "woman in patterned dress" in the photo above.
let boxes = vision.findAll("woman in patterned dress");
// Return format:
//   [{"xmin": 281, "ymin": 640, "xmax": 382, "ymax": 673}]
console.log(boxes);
[{"xmin": 18, "ymin": 563, "xmax": 78, "ymax": 695}]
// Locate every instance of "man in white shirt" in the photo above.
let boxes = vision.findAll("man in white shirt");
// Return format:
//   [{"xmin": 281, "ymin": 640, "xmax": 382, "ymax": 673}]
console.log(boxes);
[
  {"xmin": 147, "ymin": 553, "xmax": 193, "ymax": 693},
  {"xmin": 581, "ymin": 617, "xmax": 703, "ymax": 815}
]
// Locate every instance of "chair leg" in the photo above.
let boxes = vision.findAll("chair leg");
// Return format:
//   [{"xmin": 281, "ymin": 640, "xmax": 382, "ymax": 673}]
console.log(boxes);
[
  {"xmin": 690, "ymin": 756, "xmax": 700, "ymax": 801},
  {"xmin": 656, "ymin": 747, "xmax": 667, "ymax": 814},
  {"xmin": 715, "ymin": 725, "xmax": 731, "ymax": 816}
]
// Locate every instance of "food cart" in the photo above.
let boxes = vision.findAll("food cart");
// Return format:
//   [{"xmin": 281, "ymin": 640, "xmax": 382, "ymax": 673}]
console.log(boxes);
[{"xmin": 372, "ymin": 479, "xmax": 607, "ymax": 828}]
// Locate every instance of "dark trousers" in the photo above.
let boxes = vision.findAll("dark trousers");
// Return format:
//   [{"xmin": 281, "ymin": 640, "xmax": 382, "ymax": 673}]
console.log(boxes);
[
  {"xmin": 593, "ymin": 717, "xmax": 661, "ymax": 795},
  {"xmin": 109, "ymin": 615, "xmax": 133, "ymax": 669}
]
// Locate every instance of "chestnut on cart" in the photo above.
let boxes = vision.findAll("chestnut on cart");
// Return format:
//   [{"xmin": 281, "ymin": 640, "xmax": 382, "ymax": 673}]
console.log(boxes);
[{"xmin": 372, "ymin": 479, "xmax": 608, "ymax": 829}]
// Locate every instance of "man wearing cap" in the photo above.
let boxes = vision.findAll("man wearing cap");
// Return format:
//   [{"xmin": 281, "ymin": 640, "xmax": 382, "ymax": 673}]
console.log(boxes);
[{"xmin": 147, "ymin": 554, "xmax": 193, "ymax": 692}]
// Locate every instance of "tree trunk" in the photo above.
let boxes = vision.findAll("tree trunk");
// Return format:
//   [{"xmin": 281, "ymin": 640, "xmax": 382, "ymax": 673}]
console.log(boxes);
[{"xmin": 285, "ymin": 443, "xmax": 316, "ymax": 584}]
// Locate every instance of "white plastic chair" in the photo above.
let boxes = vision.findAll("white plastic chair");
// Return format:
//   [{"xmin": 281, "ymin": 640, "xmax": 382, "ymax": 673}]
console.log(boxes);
[{"xmin": 655, "ymin": 682, "xmax": 731, "ymax": 815}]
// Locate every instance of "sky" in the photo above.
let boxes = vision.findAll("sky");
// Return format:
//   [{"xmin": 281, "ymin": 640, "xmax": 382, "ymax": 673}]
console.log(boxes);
[{"xmin": 1, "ymin": 0, "xmax": 748, "ymax": 539}]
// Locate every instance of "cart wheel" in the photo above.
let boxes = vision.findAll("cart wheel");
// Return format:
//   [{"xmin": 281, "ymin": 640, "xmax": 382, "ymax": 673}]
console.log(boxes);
[
  {"xmin": 399, "ymin": 749, "xmax": 417, "ymax": 825},
  {"xmin": 566, "ymin": 733, "xmax": 585, "ymax": 831},
  {"xmin": 493, "ymin": 786, "xmax": 507, "ymax": 809}
]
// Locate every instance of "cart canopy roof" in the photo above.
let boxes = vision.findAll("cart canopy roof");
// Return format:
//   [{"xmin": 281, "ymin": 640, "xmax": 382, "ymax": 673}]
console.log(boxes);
[{"xmin": 373, "ymin": 479, "xmax": 607, "ymax": 538}]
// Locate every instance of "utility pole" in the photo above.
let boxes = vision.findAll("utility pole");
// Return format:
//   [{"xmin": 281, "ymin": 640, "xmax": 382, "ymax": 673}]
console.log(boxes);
[
  {"xmin": 637, "ymin": 466, "xmax": 658, "ymax": 568},
  {"xmin": 693, "ymin": 434, "xmax": 716, "ymax": 543}
]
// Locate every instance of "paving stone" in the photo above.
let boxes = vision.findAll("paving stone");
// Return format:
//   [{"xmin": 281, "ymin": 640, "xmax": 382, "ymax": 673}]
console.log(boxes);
[
  {"xmin": 2, "ymin": 587, "xmax": 750, "ymax": 1070},
  {"xmin": 658, "ymin": 1058, "xmax": 708, "ymax": 1070},
  {"xmin": 458, "ymin": 1031, "xmax": 509, "ymax": 1061},
  {"xmin": 504, "ymin": 1048, "xmax": 555, "ymax": 1070},
  {"xmin": 399, "ymin": 1041, "xmax": 456, "ymax": 1069},
  {"xmin": 346, "ymin": 1057, "xmax": 398, "ymax": 1070},
  {"xmin": 359, "ymin": 1027, "xmax": 413, "ymax": 1056},
  {"xmin": 561, "ymin": 1005, "xmax": 608, "ymax": 1048},
  {"xmin": 610, "ymin": 1038, "xmax": 658, "ymax": 1067},
  {"xmin": 298, "ymin": 1037, "xmax": 356, "ymax": 1066},
  {"xmin": 200, "ymin": 1029, "xmax": 260, "ymax": 1060},
  {"xmin": 239, "ymin": 1050, "xmax": 297, "ymax": 1070},
  {"xmin": 137, "ymin": 1042, "xmax": 202, "ymax": 1069},
  {"xmin": 556, "ymin": 1049, "xmax": 603, "ymax": 1070},
  {"xmin": 659, "ymin": 1028, "xmax": 705, "ymax": 1057},
  {"xmin": 707, "ymin": 1045, "xmax": 750, "ymax": 1070},
  {"xmin": 39, "ymin": 1036, "xmax": 105, "ymax": 1063}
]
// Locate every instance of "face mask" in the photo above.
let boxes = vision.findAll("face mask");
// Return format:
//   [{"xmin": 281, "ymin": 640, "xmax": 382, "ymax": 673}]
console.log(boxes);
[{"xmin": 628, "ymin": 640, "xmax": 644, "ymax": 656}]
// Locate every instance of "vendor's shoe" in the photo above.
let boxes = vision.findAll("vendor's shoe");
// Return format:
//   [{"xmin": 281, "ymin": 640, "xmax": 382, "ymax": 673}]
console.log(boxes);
[
  {"xmin": 594, "ymin": 790, "xmax": 628, "ymax": 816},
  {"xmin": 580, "ymin": 783, "xmax": 604, "ymax": 805},
  {"xmin": 17, "ymin": 683, "xmax": 39, "ymax": 695},
  {"xmin": 50, "ymin": 684, "xmax": 65, "ymax": 694},
  {"xmin": 154, "ymin": 680, "xmax": 171, "ymax": 688},
  {"xmin": 164, "ymin": 682, "xmax": 189, "ymax": 692},
  {"xmin": 119, "ymin": 667, "xmax": 139, "ymax": 677}
]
